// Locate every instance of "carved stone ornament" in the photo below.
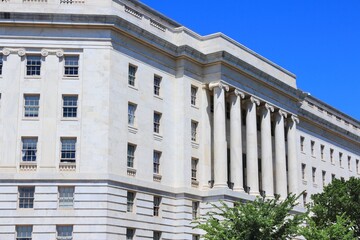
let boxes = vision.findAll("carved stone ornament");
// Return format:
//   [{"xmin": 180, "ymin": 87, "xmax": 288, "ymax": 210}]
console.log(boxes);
[
  {"xmin": 290, "ymin": 115, "xmax": 300, "ymax": 124},
  {"xmin": 261, "ymin": 103, "xmax": 275, "ymax": 113},
  {"xmin": 41, "ymin": 49, "xmax": 64, "ymax": 58},
  {"xmin": 208, "ymin": 81, "xmax": 230, "ymax": 92},
  {"xmin": 2, "ymin": 48, "xmax": 26, "ymax": 57},
  {"xmin": 277, "ymin": 109, "xmax": 288, "ymax": 118}
]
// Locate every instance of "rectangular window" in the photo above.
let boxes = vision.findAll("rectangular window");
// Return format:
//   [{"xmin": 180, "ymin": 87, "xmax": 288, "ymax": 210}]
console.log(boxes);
[
  {"xmin": 300, "ymin": 136, "xmax": 305, "ymax": 152},
  {"xmin": 311, "ymin": 141, "xmax": 315, "ymax": 156},
  {"xmin": 128, "ymin": 103, "xmax": 137, "ymax": 126},
  {"xmin": 312, "ymin": 167, "xmax": 316, "ymax": 183},
  {"xmin": 357, "ymin": 159, "xmax": 359, "ymax": 174},
  {"xmin": 192, "ymin": 235, "xmax": 200, "ymax": 240},
  {"xmin": 62, "ymin": 95, "xmax": 78, "ymax": 118},
  {"xmin": 153, "ymin": 151, "xmax": 161, "ymax": 174},
  {"xmin": 153, "ymin": 196, "xmax": 161, "ymax": 216},
  {"xmin": 191, "ymin": 86, "xmax": 197, "ymax": 106},
  {"xmin": 126, "ymin": 228, "xmax": 135, "ymax": 240},
  {"xmin": 348, "ymin": 156, "xmax": 351, "ymax": 170},
  {"xmin": 322, "ymin": 171, "xmax": 326, "ymax": 186},
  {"xmin": 154, "ymin": 112, "xmax": 161, "ymax": 134},
  {"xmin": 64, "ymin": 56, "xmax": 79, "ymax": 76},
  {"xmin": 24, "ymin": 95, "xmax": 40, "ymax": 118},
  {"xmin": 128, "ymin": 64, "xmax": 137, "ymax": 86},
  {"xmin": 153, "ymin": 231, "xmax": 161, "ymax": 240},
  {"xmin": 56, "ymin": 225, "xmax": 73, "ymax": 240},
  {"xmin": 127, "ymin": 191, "xmax": 135, "ymax": 212},
  {"xmin": 320, "ymin": 145, "xmax": 324, "ymax": 160},
  {"xmin": 191, "ymin": 121, "xmax": 198, "ymax": 142},
  {"xmin": 22, "ymin": 138, "xmax": 37, "ymax": 162},
  {"xmin": 302, "ymin": 192, "xmax": 307, "ymax": 206},
  {"xmin": 332, "ymin": 174, "xmax": 336, "ymax": 181},
  {"xmin": 339, "ymin": 152, "xmax": 343, "ymax": 167},
  {"xmin": 26, "ymin": 55, "xmax": 41, "ymax": 76},
  {"xmin": 127, "ymin": 144, "xmax": 136, "ymax": 168},
  {"xmin": 330, "ymin": 148, "xmax": 334, "ymax": 164},
  {"xmin": 192, "ymin": 201, "xmax": 200, "ymax": 219},
  {"xmin": 16, "ymin": 226, "xmax": 33, "ymax": 240},
  {"xmin": 58, "ymin": 186, "xmax": 74, "ymax": 208},
  {"xmin": 301, "ymin": 164, "xmax": 306, "ymax": 180},
  {"xmin": 0, "ymin": 54, "xmax": 3, "ymax": 75},
  {"xmin": 18, "ymin": 187, "xmax": 35, "ymax": 208},
  {"xmin": 191, "ymin": 158, "xmax": 198, "ymax": 181},
  {"xmin": 154, "ymin": 75, "xmax": 161, "ymax": 96},
  {"xmin": 61, "ymin": 138, "xmax": 76, "ymax": 163}
]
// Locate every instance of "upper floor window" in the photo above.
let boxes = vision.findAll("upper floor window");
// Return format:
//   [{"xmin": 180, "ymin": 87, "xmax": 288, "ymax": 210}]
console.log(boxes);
[
  {"xmin": 312, "ymin": 167, "xmax": 316, "ymax": 183},
  {"xmin": 348, "ymin": 156, "xmax": 351, "ymax": 170},
  {"xmin": 191, "ymin": 121, "xmax": 198, "ymax": 142},
  {"xmin": 322, "ymin": 171, "xmax": 326, "ymax": 186},
  {"xmin": 24, "ymin": 95, "xmax": 40, "ymax": 118},
  {"xmin": 128, "ymin": 64, "xmax": 137, "ymax": 86},
  {"xmin": 302, "ymin": 192, "xmax": 307, "ymax": 206},
  {"xmin": 18, "ymin": 186, "xmax": 35, "ymax": 208},
  {"xmin": 153, "ymin": 196, "xmax": 161, "ymax": 216},
  {"xmin": 128, "ymin": 103, "xmax": 137, "ymax": 126},
  {"xmin": 300, "ymin": 136, "xmax": 305, "ymax": 152},
  {"xmin": 126, "ymin": 228, "xmax": 135, "ymax": 240},
  {"xmin": 339, "ymin": 152, "xmax": 343, "ymax": 167},
  {"xmin": 192, "ymin": 201, "xmax": 200, "ymax": 219},
  {"xmin": 0, "ymin": 54, "xmax": 3, "ymax": 75},
  {"xmin": 127, "ymin": 191, "xmax": 135, "ymax": 212},
  {"xmin": 16, "ymin": 226, "xmax": 33, "ymax": 240},
  {"xmin": 154, "ymin": 75, "xmax": 161, "ymax": 96},
  {"xmin": 60, "ymin": 138, "xmax": 76, "ymax": 163},
  {"xmin": 301, "ymin": 163, "xmax": 306, "ymax": 180},
  {"xmin": 127, "ymin": 143, "xmax": 136, "ymax": 168},
  {"xmin": 22, "ymin": 138, "xmax": 37, "ymax": 162},
  {"xmin": 192, "ymin": 235, "xmax": 200, "ymax": 240},
  {"xmin": 320, "ymin": 145, "xmax": 325, "ymax": 160},
  {"xmin": 26, "ymin": 55, "xmax": 41, "ymax": 76},
  {"xmin": 62, "ymin": 95, "xmax": 78, "ymax": 118},
  {"xmin": 191, "ymin": 86, "xmax": 197, "ymax": 106},
  {"xmin": 64, "ymin": 56, "xmax": 79, "ymax": 77},
  {"xmin": 356, "ymin": 159, "xmax": 359, "ymax": 174},
  {"xmin": 330, "ymin": 148, "xmax": 334, "ymax": 164},
  {"xmin": 153, "ymin": 151, "xmax": 161, "ymax": 174},
  {"xmin": 153, "ymin": 231, "xmax": 162, "ymax": 240},
  {"xmin": 153, "ymin": 112, "xmax": 162, "ymax": 134},
  {"xmin": 331, "ymin": 174, "xmax": 336, "ymax": 181},
  {"xmin": 58, "ymin": 186, "xmax": 74, "ymax": 208},
  {"xmin": 56, "ymin": 225, "xmax": 73, "ymax": 240},
  {"xmin": 191, "ymin": 158, "xmax": 198, "ymax": 182},
  {"xmin": 310, "ymin": 141, "xmax": 315, "ymax": 156}
]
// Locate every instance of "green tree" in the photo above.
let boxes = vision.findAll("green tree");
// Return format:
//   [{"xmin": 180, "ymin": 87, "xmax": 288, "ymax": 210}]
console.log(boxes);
[
  {"xmin": 194, "ymin": 194, "xmax": 307, "ymax": 240},
  {"xmin": 310, "ymin": 177, "xmax": 360, "ymax": 237}
]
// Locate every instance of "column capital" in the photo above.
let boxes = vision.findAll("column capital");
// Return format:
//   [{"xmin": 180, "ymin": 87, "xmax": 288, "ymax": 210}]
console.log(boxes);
[
  {"xmin": 2, "ymin": 48, "xmax": 26, "ymax": 57},
  {"xmin": 260, "ymin": 103, "xmax": 274, "ymax": 113},
  {"xmin": 41, "ymin": 49, "xmax": 64, "ymax": 58},
  {"xmin": 245, "ymin": 96, "xmax": 260, "ymax": 107},
  {"xmin": 209, "ymin": 81, "xmax": 229, "ymax": 91},
  {"xmin": 289, "ymin": 115, "xmax": 299, "ymax": 124},
  {"xmin": 276, "ymin": 109, "xmax": 288, "ymax": 118},
  {"xmin": 227, "ymin": 89, "xmax": 245, "ymax": 99}
]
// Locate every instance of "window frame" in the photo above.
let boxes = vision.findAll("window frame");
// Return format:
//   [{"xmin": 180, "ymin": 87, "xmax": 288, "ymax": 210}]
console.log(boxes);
[
  {"xmin": 192, "ymin": 201, "xmax": 200, "ymax": 219},
  {"xmin": 60, "ymin": 138, "xmax": 77, "ymax": 164},
  {"xmin": 16, "ymin": 225, "xmax": 33, "ymax": 240},
  {"xmin": 18, "ymin": 186, "xmax": 35, "ymax": 209},
  {"xmin": 312, "ymin": 167, "xmax": 316, "ymax": 183},
  {"xmin": 191, "ymin": 158, "xmax": 198, "ymax": 181},
  {"xmin": 64, "ymin": 55, "xmax": 79, "ymax": 77},
  {"xmin": 127, "ymin": 191, "xmax": 135, "ymax": 213},
  {"xmin": 191, "ymin": 85, "xmax": 198, "ymax": 106},
  {"xmin": 191, "ymin": 121, "xmax": 198, "ymax": 142},
  {"xmin": 153, "ymin": 196, "xmax": 161, "ymax": 217},
  {"xmin": 23, "ymin": 94, "xmax": 40, "ymax": 118},
  {"xmin": 128, "ymin": 64, "xmax": 137, "ymax": 87},
  {"xmin": 126, "ymin": 228, "xmax": 135, "ymax": 240},
  {"xmin": 301, "ymin": 163, "xmax": 306, "ymax": 180},
  {"xmin": 62, "ymin": 95, "xmax": 78, "ymax": 119},
  {"xmin": 153, "ymin": 231, "xmax": 161, "ymax": 240},
  {"xmin": 21, "ymin": 137, "xmax": 38, "ymax": 162},
  {"xmin": 153, "ymin": 112, "xmax": 162, "ymax": 134},
  {"xmin": 300, "ymin": 136, "xmax": 305, "ymax": 152},
  {"xmin": 128, "ymin": 102, "xmax": 137, "ymax": 127},
  {"xmin": 26, "ymin": 55, "xmax": 42, "ymax": 76},
  {"xmin": 58, "ymin": 186, "xmax": 75, "ymax": 208},
  {"xmin": 154, "ymin": 75, "xmax": 162, "ymax": 96},
  {"xmin": 153, "ymin": 151, "xmax": 161, "ymax": 174},
  {"xmin": 0, "ymin": 54, "xmax": 3, "ymax": 76},
  {"xmin": 56, "ymin": 225, "xmax": 73, "ymax": 240},
  {"xmin": 127, "ymin": 143, "xmax": 136, "ymax": 168}
]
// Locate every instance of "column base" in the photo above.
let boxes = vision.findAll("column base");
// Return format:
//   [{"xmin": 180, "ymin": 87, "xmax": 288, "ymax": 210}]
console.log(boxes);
[
  {"xmin": 249, "ymin": 191, "xmax": 260, "ymax": 196},
  {"xmin": 233, "ymin": 187, "xmax": 244, "ymax": 192},
  {"xmin": 213, "ymin": 183, "xmax": 229, "ymax": 189}
]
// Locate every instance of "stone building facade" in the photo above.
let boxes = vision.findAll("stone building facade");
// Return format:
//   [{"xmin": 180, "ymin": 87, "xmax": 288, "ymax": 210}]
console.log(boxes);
[{"xmin": 0, "ymin": 0, "xmax": 359, "ymax": 239}]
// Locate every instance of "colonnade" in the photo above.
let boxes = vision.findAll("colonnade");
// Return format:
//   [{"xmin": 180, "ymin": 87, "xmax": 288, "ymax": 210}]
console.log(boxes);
[{"xmin": 208, "ymin": 81, "xmax": 299, "ymax": 198}]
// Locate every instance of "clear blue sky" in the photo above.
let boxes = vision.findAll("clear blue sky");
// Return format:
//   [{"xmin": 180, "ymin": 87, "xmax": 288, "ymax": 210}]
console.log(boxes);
[{"xmin": 140, "ymin": 0, "xmax": 360, "ymax": 121}]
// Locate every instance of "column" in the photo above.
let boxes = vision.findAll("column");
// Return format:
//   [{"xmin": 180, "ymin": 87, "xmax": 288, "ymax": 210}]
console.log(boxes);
[
  {"xmin": 209, "ymin": 81, "xmax": 229, "ymax": 188},
  {"xmin": 201, "ymin": 85, "xmax": 212, "ymax": 189},
  {"xmin": 229, "ymin": 89, "xmax": 245, "ymax": 192},
  {"xmin": 245, "ymin": 96, "xmax": 260, "ymax": 195},
  {"xmin": 260, "ymin": 103, "xmax": 274, "ymax": 198},
  {"xmin": 274, "ymin": 110, "xmax": 288, "ymax": 198},
  {"xmin": 287, "ymin": 116, "xmax": 299, "ymax": 195}
]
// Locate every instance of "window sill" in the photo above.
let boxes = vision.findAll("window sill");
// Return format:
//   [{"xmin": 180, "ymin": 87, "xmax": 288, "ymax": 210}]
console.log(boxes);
[
  {"xmin": 153, "ymin": 133, "xmax": 163, "ymax": 141},
  {"xmin": 313, "ymin": 183, "xmax": 318, "ymax": 188},
  {"xmin": 153, "ymin": 174, "xmax": 162, "ymax": 182},
  {"xmin": 22, "ymin": 117, "xmax": 40, "ymax": 121},
  {"xmin": 24, "ymin": 76, "xmax": 41, "ymax": 79},
  {"xmin": 154, "ymin": 95, "xmax": 163, "ymax": 100},
  {"xmin": 59, "ymin": 162, "xmax": 76, "ymax": 171},
  {"xmin": 61, "ymin": 118, "xmax": 78, "ymax": 121},
  {"xmin": 191, "ymin": 142, "xmax": 199, "ymax": 149},
  {"xmin": 331, "ymin": 162, "xmax": 335, "ymax": 166},
  {"xmin": 191, "ymin": 105, "xmax": 199, "ymax": 110},
  {"xmin": 302, "ymin": 180, "xmax": 307, "ymax": 185},
  {"xmin": 321, "ymin": 158, "xmax": 326, "ymax": 162},
  {"xmin": 128, "ymin": 85, "xmax": 138, "ymax": 91},
  {"xmin": 311, "ymin": 155, "xmax": 316, "ymax": 158},
  {"xmin": 301, "ymin": 151, "xmax": 305, "ymax": 155},
  {"xmin": 127, "ymin": 167, "xmax": 137, "ymax": 176},
  {"xmin": 19, "ymin": 162, "xmax": 37, "ymax": 171},
  {"xmin": 63, "ymin": 76, "xmax": 79, "ymax": 80},
  {"xmin": 128, "ymin": 125, "xmax": 138, "ymax": 134},
  {"xmin": 191, "ymin": 180, "xmax": 199, "ymax": 188}
]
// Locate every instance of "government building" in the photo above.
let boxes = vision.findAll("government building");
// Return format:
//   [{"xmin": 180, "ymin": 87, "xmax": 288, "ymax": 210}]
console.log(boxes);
[{"xmin": 0, "ymin": 0, "xmax": 359, "ymax": 239}]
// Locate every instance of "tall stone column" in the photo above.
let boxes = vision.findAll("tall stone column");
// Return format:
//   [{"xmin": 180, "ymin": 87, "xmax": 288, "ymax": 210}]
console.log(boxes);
[
  {"xmin": 229, "ymin": 89, "xmax": 245, "ymax": 192},
  {"xmin": 287, "ymin": 116, "xmax": 299, "ymax": 195},
  {"xmin": 245, "ymin": 96, "xmax": 260, "ymax": 195},
  {"xmin": 274, "ymin": 110, "xmax": 288, "ymax": 198},
  {"xmin": 209, "ymin": 81, "xmax": 229, "ymax": 188},
  {"xmin": 260, "ymin": 103, "xmax": 274, "ymax": 198}
]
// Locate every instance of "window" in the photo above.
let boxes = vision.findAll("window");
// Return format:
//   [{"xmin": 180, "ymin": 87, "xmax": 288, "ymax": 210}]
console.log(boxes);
[
  {"xmin": 62, "ymin": 95, "xmax": 78, "ymax": 118},
  {"xmin": 348, "ymin": 156, "xmax": 351, "ymax": 170},
  {"xmin": 192, "ymin": 235, "xmax": 200, "ymax": 240},
  {"xmin": 300, "ymin": 136, "xmax": 305, "ymax": 152},
  {"xmin": 154, "ymin": 75, "xmax": 161, "ymax": 96},
  {"xmin": 154, "ymin": 112, "xmax": 161, "ymax": 134},
  {"xmin": 302, "ymin": 192, "xmax": 307, "ymax": 206},
  {"xmin": 330, "ymin": 148, "xmax": 334, "ymax": 164},
  {"xmin": 127, "ymin": 144, "xmax": 136, "ymax": 168},
  {"xmin": 128, "ymin": 103, "xmax": 137, "ymax": 126},
  {"xmin": 26, "ymin": 55, "xmax": 41, "ymax": 76},
  {"xmin": 18, "ymin": 187, "xmax": 35, "ymax": 208},
  {"xmin": 153, "ymin": 231, "xmax": 161, "ymax": 240},
  {"xmin": 357, "ymin": 159, "xmax": 359, "ymax": 174},
  {"xmin": 312, "ymin": 167, "xmax": 316, "ymax": 183},
  {"xmin": 331, "ymin": 174, "xmax": 336, "ymax": 181},
  {"xmin": 60, "ymin": 138, "xmax": 76, "ymax": 163},
  {"xmin": 339, "ymin": 152, "xmax": 343, "ymax": 167},
  {"xmin": 153, "ymin": 196, "xmax": 161, "ymax": 216},
  {"xmin": 126, "ymin": 228, "xmax": 135, "ymax": 240},
  {"xmin": 192, "ymin": 201, "xmax": 200, "ymax": 219},
  {"xmin": 191, "ymin": 158, "xmax": 198, "ymax": 181},
  {"xmin": 0, "ymin": 54, "xmax": 3, "ymax": 75},
  {"xmin": 24, "ymin": 95, "xmax": 40, "ymax": 118},
  {"xmin": 191, "ymin": 86, "xmax": 197, "ymax": 106},
  {"xmin": 153, "ymin": 151, "xmax": 161, "ymax": 174},
  {"xmin": 310, "ymin": 141, "xmax": 315, "ymax": 156},
  {"xmin": 127, "ymin": 191, "xmax": 135, "ymax": 212},
  {"xmin": 58, "ymin": 186, "xmax": 74, "ymax": 208},
  {"xmin": 320, "ymin": 145, "xmax": 324, "ymax": 160},
  {"xmin": 64, "ymin": 56, "xmax": 79, "ymax": 77},
  {"xmin": 128, "ymin": 64, "xmax": 137, "ymax": 86},
  {"xmin": 191, "ymin": 121, "xmax": 198, "ymax": 141},
  {"xmin": 16, "ymin": 226, "xmax": 32, "ymax": 240},
  {"xmin": 301, "ymin": 164, "xmax": 306, "ymax": 180},
  {"xmin": 22, "ymin": 138, "xmax": 37, "ymax": 162},
  {"xmin": 322, "ymin": 171, "xmax": 326, "ymax": 186},
  {"xmin": 56, "ymin": 225, "xmax": 73, "ymax": 240}
]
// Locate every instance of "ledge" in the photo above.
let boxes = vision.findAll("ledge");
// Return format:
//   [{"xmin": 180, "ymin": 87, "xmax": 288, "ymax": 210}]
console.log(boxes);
[
  {"xmin": 127, "ymin": 167, "xmax": 136, "ymax": 176},
  {"xmin": 59, "ymin": 162, "xmax": 76, "ymax": 171},
  {"xmin": 19, "ymin": 162, "xmax": 37, "ymax": 171},
  {"xmin": 153, "ymin": 173, "xmax": 162, "ymax": 182}
]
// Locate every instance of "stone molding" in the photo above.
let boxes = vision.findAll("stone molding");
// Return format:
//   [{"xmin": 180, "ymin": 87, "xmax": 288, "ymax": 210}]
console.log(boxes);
[{"xmin": 1, "ymin": 48, "xmax": 26, "ymax": 57}]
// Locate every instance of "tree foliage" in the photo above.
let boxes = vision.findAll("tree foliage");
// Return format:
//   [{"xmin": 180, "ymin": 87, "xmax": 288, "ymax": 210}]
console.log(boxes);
[
  {"xmin": 194, "ymin": 194, "xmax": 307, "ymax": 240},
  {"xmin": 310, "ymin": 177, "xmax": 360, "ymax": 237}
]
